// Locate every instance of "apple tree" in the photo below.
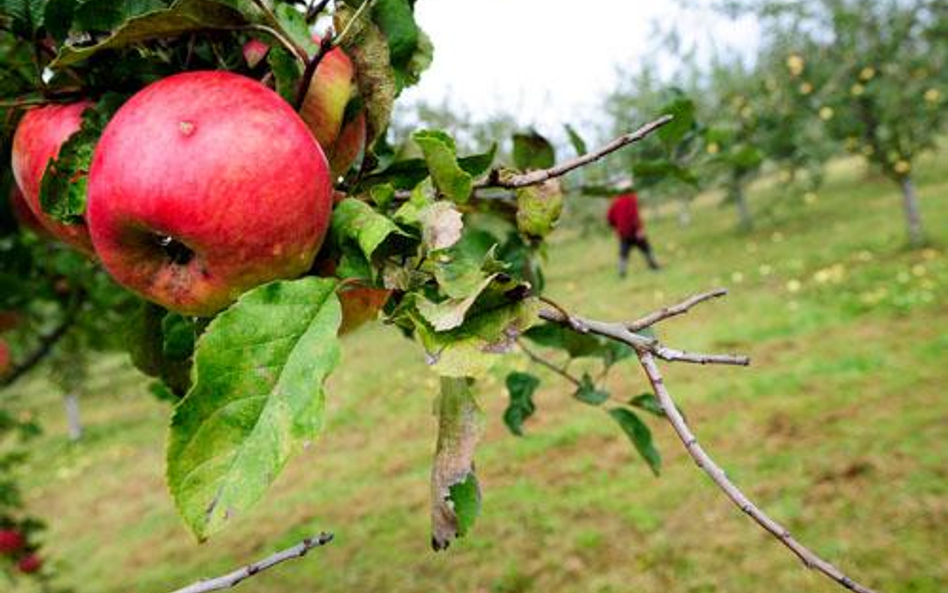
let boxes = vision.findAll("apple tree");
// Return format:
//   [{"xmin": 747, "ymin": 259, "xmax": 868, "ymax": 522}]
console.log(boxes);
[
  {"xmin": 732, "ymin": 0, "xmax": 947, "ymax": 245},
  {"xmin": 0, "ymin": 2, "xmax": 892, "ymax": 593}
]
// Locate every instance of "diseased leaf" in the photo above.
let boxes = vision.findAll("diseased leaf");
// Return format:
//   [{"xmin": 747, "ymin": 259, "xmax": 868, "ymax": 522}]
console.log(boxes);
[
  {"xmin": 431, "ymin": 377, "xmax": 483, "ymax": 550},
  {"xmin": 419, "ymin": 200, "xmax": 463, "ymax": 251},
  {"xmin": 167, "ymin": 278, "xmax": 341, "ymax": 539},
  {"xmin": 51, "ymin": 0, "xmax": 251, "ymax": 68},
  {"xmin": 331, "ymin": 198, "xmax": 403, "ymax": 260},
  {"xmin": 417, "ymin": 273, "xmax": 497, "ymax": 332},
  {"xmin": 513, "ymin": 129, "xmax": 555, "ymax": 170},
  {"xmin": 413, "ymin": 130, "xmax": 473, "ymax": 203},
  {"xmin": 413, "ymin": 297, "xmax": 541, "ymax": 378},
  {"xmin": 516, "ymin": 179, "xmax": 563, "ymax": 240},
  {"xmin": 503, "ymin": 371, "xmax": 540, "ymax": 436},
  {"xmin": 574, "ymin": 373, "xmax": 609, "ymax": 406},
  {"xmin": 337, "ymin": 4, "xmax": 396, "ymax": 151},
  {"xmin": 608, "ymin": 407, "xmax": 661, "ymax": 476}
]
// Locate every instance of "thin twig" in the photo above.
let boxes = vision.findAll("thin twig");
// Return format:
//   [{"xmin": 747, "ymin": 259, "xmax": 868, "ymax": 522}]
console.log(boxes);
[
  {"xmin": 166, "ymin": 532, "xmax": 334, "ymax": 593},
  {"xmin": 1, "ymin": 292, "xmax": 84, "ymax": 388},
  {"xmin": 474, "ymin": 116, "xmax": 673, "ymax": 190},
  {"xmin": 517, "ymin": 338, "xmax": 581, "ymax": 387},
  {"xmin": 653, "ymin": 345, "xmax": 749, "ymax": 366},
  {"xmin": 638, "ymin": 353, "xmax": 878, "ymax": 593},
  {"xmin": 626, "ymin": 288, "xmax": 728, "ymax": 332},
  {"xmin": 535, "ymin": 290, "xmax": 881, "ymax": 593},
  {"xmin": 306, "ymin": 0, "xmax": 331, "ymax": 23}
]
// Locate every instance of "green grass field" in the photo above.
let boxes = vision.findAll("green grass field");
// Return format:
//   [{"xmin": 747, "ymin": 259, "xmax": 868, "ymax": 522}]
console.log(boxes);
[{"xmin": 6, "ymin": 151, "xmax": 947, "ymax": 593}]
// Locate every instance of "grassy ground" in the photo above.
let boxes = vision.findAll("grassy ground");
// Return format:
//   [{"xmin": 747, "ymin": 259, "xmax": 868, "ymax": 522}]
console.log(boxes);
[{"xmin": 5, "ymin": 151, "xmax": 947, "ymax": 593}]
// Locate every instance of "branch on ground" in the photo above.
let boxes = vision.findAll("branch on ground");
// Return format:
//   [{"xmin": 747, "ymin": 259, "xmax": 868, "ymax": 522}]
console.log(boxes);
[
  {"xmin": 166, "ymin": 532, "xmax": 334, "ymax": 593},
  {"xmin": 536, "ymin": 289, "xmax": 881, "ymax": 593}
]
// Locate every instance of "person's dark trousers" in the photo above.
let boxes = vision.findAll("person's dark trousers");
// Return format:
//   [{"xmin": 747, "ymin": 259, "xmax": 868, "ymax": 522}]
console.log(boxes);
[{"xmin": 618, "ymin": 235, "xmax": 660, "ymax": 277}]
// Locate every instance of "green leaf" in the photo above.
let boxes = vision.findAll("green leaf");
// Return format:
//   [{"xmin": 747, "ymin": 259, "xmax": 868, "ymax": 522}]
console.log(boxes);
[
  {"xmin": 51, "ymin": 0, "xmax": 250, "ymax": 68},
  {"xmin": 431, "ymin": 377, "xmax": 483, "ymax": 550},
  {"xmin": 516, "ymin": 180, "xmax": 563, "ymax": 240},
  {"xmin": 513, "ymin": 130, "xmax": 555, "ymax": 170},
  {"xmin": 657, "ymin": 96, "xmax": 696, "ymax": 148},
  {"xmin": 268, "ymin": 46, "xmax": 302, "ymax": 103},
  {"xmin": 124, "ymin": 302, "xmax": 192, "ymax": 397},
  {"xmin": 43, "ymin": 0, "xmax": 78, "ymax": 41},
  {"xmin": 608, "ymin": 407, "xmax": 661, "ymax": 476},
  {"xmin": 272, "ymin": 1, "xmax": 317, "ymax": 55},
  {"xmin": 458, "ymin": 144, "xmax": 497, "ymax": 178},
  {"xmin": 331, "ymin": 198, "xmax": 402, "ymax": 260},
  {"xmin": 503, "ymin": 371, "xmax": 540, "ymax": 436},
  {"xmin": 167, "ymin": 277, "xmax": 341, "ymax": 539},
  {"xmin": 39, "ymin": 93, "xmax": 125, "ymax": 223},
  {"xmin": 564, "ymin": 123, "xmax": 588, "ymax": 156},
  {"xmin": 161, "ymin": 313, "xmax": 196, "ymax": 360},
  {"xmin": 1, "ymin": 0, "xmax": 47, "ymax": 35},
  {"xmin": 371, "ymin": 0, "xmax": 431, "ymax": 90},
  {"xmin": 413, "ymin": 130, "xmax": 473, "ymax": 203},
  {"xmin": 448, "ymin": 473, "xmax": 480, "ymax": 538},
  {"xmin": 629, "ymin": 393, "xmax": 664, "ymax": 417},
  {"xmin": 73, "ymin": 0, "xmax": 168, "ymax": 32},
  {"xmin": 574, "ymin": 373, "xmax": 609, "ymax": 406},
  {"xmin": 524, "ymin": 322, "xmax": 634, "ymax": 363}
]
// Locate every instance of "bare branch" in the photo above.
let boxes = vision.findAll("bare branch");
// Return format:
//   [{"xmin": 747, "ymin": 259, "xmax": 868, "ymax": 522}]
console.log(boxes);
[
  {"xmin": 638, "ymin": 353, "xmax": 879, "ymax": 593},
  {"xmin": 534, "ymin": 289, "xmax": 881, "ymax": 593},
  {"xmin": 626, "ymin": 288, "xmax": 728, "ymax": 332},
  {"xmin": 475, "ymin": 116, "xmax": 673, "ymax": 190},
  {"xmin": 517, "ymin": 338, "xmax": 581, "ymax": 387},
  {"xmin": 166, "ymin": 532, "xmax": 334, "ymax": 593}
]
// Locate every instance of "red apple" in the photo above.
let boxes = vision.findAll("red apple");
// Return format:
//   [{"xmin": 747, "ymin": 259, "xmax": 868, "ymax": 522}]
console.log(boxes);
[
  {"xmin": 243, "ymin": 39, "xmax": 269, "ymax": 69},
  {"xmin": 0, "ymin": 529, "xmax": 25, "ymax": 554},
  {"xmin": 87, "ymin": 71, "xmax": 333, "ymax": 316},
  {"xmin": 299, "ymin": 39, "xmax": 365, "ymax": 178},
  {"xmin": 0, "ymin": 339, "xmax": 10, "ymax": 376},
  {"xmin": 11, "ymin": 101, "xmax": 95, "ymax": 255},
  {"xmin": 16, "ymin": 553, "xmax": 42, "ymax": 574}
]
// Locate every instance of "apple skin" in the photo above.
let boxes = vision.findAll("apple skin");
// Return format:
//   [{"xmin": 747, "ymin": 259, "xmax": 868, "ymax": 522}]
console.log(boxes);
[
  {"xmin": 87, "ymin": 71, "xmax": 333, "ymax": 316},
  {"xmin": 17, "ymin": 553, "xmax": 42, "ymax": 574},
  {"xmin": 242, "ymin": 39, "xmax": 269, "ymax": 68},
  {"xmin": 298, "ymin": 41, "xmax": 365, "ymax": 178},
  {"xmin": 0, "ymin": 529, "xmax": 24, "ymax": 554},
  {"xmin": 11, "ymin": 101, "xmax": 95, "ymax": 255}
]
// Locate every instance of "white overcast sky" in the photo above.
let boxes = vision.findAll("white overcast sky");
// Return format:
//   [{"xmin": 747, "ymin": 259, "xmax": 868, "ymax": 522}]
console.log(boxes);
[{"xmin": 399, "ymin": 1, "xmax": 760, "ymax": 137}]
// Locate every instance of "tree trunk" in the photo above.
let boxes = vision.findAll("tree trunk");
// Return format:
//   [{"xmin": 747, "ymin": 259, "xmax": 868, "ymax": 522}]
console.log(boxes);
[
  {"xmin": 899, "ymin": 176, "xmax": 925, "ymax": 247},
  {"xmin": 678, "ymin": 196, "xmax": 692, "ymax": 227},
  {"xmin": 64, "ymin": 394, "xmax": 83, "ymax": 441},
  {"xmin": 734, "ymin": 184, "xmax": 753, "ymax": 231}
]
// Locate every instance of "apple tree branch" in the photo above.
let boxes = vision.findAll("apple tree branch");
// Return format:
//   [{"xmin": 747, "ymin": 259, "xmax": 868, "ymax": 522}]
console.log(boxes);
[{"xmin": 535, "ymin": 289, "xmax": 881, "ymax": 593}]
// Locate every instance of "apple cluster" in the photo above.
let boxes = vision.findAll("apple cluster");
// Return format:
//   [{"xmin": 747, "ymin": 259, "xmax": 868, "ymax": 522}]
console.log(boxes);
[
  {"xmin": 0, "ymin": 527, "xmax": 42, "ymax": 575},
  {"xmin": 9, "ymin": 40, "xmax": 372, "ymax": 319}
]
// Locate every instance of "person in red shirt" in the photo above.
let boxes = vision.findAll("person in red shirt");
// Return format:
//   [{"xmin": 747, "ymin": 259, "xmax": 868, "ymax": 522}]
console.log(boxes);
[{"xmin": 607, "ymin": 190, "xmax": 660, "ymax": 277}]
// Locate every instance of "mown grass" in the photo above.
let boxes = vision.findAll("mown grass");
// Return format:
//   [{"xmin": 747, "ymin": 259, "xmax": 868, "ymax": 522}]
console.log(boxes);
[{"xmin": 5, "ymin": 150, "xmax": 947, "ymax": 593}]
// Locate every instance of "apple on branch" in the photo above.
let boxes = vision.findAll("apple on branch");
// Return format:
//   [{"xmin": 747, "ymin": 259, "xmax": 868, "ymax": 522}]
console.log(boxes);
[
  {"xmin": 87, "ymin": 71, "xmax": 333, "ymax": 316},
  {"xmin": 11, "ymin": 101, "xmax": 95, "ymax": 255}
]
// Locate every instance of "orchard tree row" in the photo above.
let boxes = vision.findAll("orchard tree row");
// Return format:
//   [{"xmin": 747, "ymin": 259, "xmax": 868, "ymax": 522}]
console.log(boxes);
[{"xmin": 0, "ymin": 1, "xmax": 928, "ymax": 592}]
